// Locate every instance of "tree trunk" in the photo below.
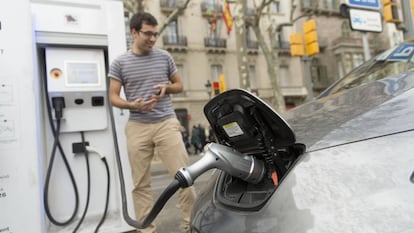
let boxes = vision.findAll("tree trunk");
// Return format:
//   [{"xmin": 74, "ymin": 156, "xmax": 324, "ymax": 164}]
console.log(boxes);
[
  {"xmin": 234, "ymin": 0, "xmax": 250, "ymax": 90},
  {"xmin": 252, "ymin": 25, "xmax": 285, "ymax": 112}
]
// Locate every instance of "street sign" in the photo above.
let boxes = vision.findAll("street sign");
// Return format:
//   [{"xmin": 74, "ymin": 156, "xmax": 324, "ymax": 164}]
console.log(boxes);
[
  {"xmin": 349, "ymin": 8, "xmax": 382, "ymax": 32},
  {"xmin": 346, "ymin": 0, "xmax": 380, "ymax": 10}
]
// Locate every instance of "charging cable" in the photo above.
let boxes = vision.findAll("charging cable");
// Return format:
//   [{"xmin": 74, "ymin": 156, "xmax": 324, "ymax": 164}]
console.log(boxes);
[
  {"xmin": 71, "ymin": 131, "xmax": 91, "ymax": 233},
  {"xmin": 43, "ymin": 96, "xmax": 80, "ymax": 226},
  {"xmin": 84, "ymin": 145, "xmax": 111, "ymax": 233}
]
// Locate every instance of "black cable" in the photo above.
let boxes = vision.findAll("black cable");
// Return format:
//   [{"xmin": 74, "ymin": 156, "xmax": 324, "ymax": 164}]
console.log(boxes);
[
  {"xmin": 141, "ymin": 179, "xmax": 181, "ymax": 227},
  {"xmin": 72, "ymin": 131, "xmax": 91, "ymax": 233},
  {"xmin": 94, "ymin": 157, "xmax": 110, "ymax": 233},
  {"xmin": 43, "ymin": 80, "xmax": 79, "ymax": 225}
]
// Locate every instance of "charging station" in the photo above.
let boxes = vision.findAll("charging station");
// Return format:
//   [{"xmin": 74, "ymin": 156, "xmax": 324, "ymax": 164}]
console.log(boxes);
[{"xmin": 1, "ymin": 0, "xmax": 135, "ymax": 232}]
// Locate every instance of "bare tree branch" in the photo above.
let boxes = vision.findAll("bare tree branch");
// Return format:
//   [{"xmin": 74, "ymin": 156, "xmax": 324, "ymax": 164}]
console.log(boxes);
[
  {"xmin": 249, "ymin": 0, "xmax": 275, "ymax": 28},
  {"xmin": 123, "ymin": 0, "xmax": 145, "ymax": 14},
  {"xmin": 124, "ymin": 0, "xmax": 136, "ymax": 14},
  {"xmin": 158, "ymin": 0, "xmax": 191, "ymax": 34},
  {"xmin": 276, "ymin": 13, "xmax": 312, "ymax": 32},
  {"xmin": 258, "ymin": 0, "xmax": 274, "ymax": 13},
  {"xmin": 137, "ymin": 0, "xmax": 145, "ymax": 12}
]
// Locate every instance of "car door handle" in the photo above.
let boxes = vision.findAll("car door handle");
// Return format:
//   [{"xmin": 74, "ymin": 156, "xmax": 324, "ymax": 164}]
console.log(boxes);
[{"xmin": 410, "ymin": 170, "xmax": 414, "ymax": 183}]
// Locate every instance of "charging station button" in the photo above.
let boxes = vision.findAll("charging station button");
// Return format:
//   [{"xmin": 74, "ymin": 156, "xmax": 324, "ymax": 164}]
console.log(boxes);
[{"xmin": 92, "ymin": 96, "xmax": 104, "ymax": 106}]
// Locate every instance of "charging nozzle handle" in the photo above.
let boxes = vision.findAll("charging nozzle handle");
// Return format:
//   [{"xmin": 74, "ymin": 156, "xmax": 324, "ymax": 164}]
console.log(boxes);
[{"xmin": 176, "ymin": 143, "xmax": 266, "ymax": 187}]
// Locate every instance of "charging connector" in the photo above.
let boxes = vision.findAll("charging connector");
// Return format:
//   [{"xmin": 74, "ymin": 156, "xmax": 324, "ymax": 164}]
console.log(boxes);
[
  {"xmin": 52, "ymin": 97, "xmax": 65, "ymax": 120},
  {"xmin": 176, "ymin": 143, "xmax": 265, "ymax": 187}
]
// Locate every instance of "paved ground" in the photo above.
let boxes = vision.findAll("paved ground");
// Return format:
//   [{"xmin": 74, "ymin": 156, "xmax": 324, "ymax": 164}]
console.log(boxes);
[{"xmin": 124, "ymin": 153, "xmax": 207, "ymax": 233}]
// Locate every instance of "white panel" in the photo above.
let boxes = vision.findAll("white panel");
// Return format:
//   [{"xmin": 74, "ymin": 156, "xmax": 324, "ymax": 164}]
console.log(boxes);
[
  {"xmin": 31, "ymin": 1, "xmax": 106, "ymax": 35},
  {"xmin": 0, "ymin": 0, "xmax": 43, "ymax": 233}
]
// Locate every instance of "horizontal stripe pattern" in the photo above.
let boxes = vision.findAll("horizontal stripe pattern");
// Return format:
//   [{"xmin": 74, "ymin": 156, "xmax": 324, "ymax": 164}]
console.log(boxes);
[{"xmin": 108, "ymin": 48, "xmax": 177, "ymax": 123}]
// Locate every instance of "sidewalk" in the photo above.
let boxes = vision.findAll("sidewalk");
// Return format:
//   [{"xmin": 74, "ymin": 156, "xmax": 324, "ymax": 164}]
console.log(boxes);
[{"xmin": 150, "ymin": 154, "xmax": 203, "ymax": 177}]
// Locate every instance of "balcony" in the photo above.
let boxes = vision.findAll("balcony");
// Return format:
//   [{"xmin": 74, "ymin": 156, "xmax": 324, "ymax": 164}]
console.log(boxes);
[
  {"xmin": 160, "ymin": 0, "xmax": 186, "ymax": 13},
  {"xmin": 204, "ymin": 37, "xmax": 226, "ymax": 53},
  {"xmin": 301, "ymin": 0, "xmax": 340, "ymax": 15},
  {"xmin": 301, "ymin": 0, "xmax": 318, "ymax": 9},
  {"xmin": 201, "ymin": 2, "xmax": 223, "ymax": 17},
  {"xmin": 273, "ymin": 40, "xmax": 290, "ymax": 56},
  {"xmin": 320, "ymin": 1, "xmax": 340, "ymax": 13},
  {"xmin": 246, "ymin": 39, "xmax": 259, "ymax": 54},
  {"xmin": 163, "ymin": 35, "xmax": 188, "ymax": 52}
]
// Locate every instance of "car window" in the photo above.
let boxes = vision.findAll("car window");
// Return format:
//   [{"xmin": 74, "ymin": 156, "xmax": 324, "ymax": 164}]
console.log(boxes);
[{"xmin": 319, "ymin": 43, "xmax": 414, "ymax": 97}]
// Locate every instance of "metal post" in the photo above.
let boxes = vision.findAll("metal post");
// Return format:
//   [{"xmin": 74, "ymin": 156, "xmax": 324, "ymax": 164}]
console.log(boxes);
[
  {"xmin": 301, "ymin": 56, "xmax": 314, "ymax": 101},
  {"xmin": 362, "ymin": 32, "xmax": 371, "ymax": 61},
  {"xmin": 233, "ymin": 0, "xmax": 250, "ymax": 90},
  {"xmin": 205, "ymin": 80, "xmax": 212, "ymax": 99},
  {"xmin": 400, "ymin": 0, "xmax": 414, "ymax": 40}
]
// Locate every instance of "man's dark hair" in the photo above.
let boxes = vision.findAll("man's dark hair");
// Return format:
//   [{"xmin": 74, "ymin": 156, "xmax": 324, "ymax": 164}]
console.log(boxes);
[{"xmin": 129, "ymin": 12, "xmax": 158, "ymax": 32}]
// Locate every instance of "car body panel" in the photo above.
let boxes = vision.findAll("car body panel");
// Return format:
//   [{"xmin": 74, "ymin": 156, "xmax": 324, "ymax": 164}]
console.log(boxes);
[
  {"xmin": 284, "ymin": 71, "xmax": 414, "ymax": 151},
  {"xmin": 192, "ymin": 130, "xmax": 414, "ymax": 233}
]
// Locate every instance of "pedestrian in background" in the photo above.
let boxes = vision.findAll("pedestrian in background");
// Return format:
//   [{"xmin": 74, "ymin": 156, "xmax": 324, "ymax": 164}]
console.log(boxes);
[
  {"xmin": 181, "ymin": 125, "xmax": 191, "ymax": 154},
  {"xmin": 191, "ymin": 125, "xmax": 202, "ymax": 154},
  {"xmin": 198, "ymin": 124, "xmax": 207, "ymax": 149},
  {"xmin": 108, "ymin": 12, "xmax": 196, "ymax": 233},
  {"xmin": 207, "ymin": 126, "xmax": 215, "ymax": 143}
]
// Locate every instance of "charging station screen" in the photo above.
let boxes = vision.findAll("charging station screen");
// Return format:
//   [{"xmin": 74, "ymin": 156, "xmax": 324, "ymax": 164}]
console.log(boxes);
[{"xmin": 65, "ymin": 62, "xmax": 100, "ymax": 86}]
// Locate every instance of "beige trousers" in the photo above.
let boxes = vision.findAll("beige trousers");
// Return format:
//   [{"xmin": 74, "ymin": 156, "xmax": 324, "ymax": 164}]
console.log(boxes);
[{"xmin": 125, "ymin": 118, "xmax": 196, "ymax": 233}]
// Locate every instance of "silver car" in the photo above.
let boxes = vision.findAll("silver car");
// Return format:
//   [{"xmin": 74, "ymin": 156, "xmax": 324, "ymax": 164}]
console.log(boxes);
[{"xmin": 190, "ymin": 42, "xmax": 414, "ymax": 233}]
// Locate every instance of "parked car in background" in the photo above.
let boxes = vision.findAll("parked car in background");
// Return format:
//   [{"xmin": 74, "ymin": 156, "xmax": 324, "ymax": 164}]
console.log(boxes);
[{"xmin": 190, "ymin": 42, "xmax": 414, "ymax": 233}]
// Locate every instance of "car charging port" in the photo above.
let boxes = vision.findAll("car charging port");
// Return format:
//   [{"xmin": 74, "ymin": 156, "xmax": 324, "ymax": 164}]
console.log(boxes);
[{"xmin": 215, "ymin": 143, "xmax": 305, "ymax": 211}]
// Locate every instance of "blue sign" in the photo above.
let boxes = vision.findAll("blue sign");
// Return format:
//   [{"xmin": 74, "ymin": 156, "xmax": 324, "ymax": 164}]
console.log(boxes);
[
  {"xmin": 388, "ymin": 43, "xmax": 414, "ymax": 61},
  {"xmin": 347, "ymin": 0, "xmax": 380, "ymax": 10}
]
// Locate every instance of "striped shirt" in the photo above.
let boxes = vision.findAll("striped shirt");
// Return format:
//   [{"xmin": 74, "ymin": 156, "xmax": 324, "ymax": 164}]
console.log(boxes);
[{"xmin": 108, "ymin": 48, "xmax": 177, "ymax": 123}]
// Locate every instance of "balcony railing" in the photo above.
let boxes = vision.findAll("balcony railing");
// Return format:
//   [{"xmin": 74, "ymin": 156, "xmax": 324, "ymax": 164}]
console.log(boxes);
[
  {"xmin": 160, "ymin": 0, "xmax": 185, "ymax": 13},
  {"xmin": 321, "ymin": 1, "xmax": 340, "ymax": 13},
  {"xmin": 204, "ymin": 37, "xmax": 227, "ymax": 48},
  {"xmin": 201, "ymin": 2, "xmax": 223, "ymax": 16},
  {"xmin": 163, "ymin": 35, "xmax": 188, "ymax": 46},
  {"xmin": 273, "ymin": 40, "xmax": 290, "ymax": 56},
  {"xmin": 163, "ymin": 35, "xmax": 188, "ymax": 52},
  {"xmin": 301, "ymin": 0, "xmax": 318, "ymax": 9},
  {"xmin": 274, "ymin": 41, "xmax": 290, "ymax": 50},
  {"xmin": 246, "ymin": 39, "xmax": 259, "ymax": 49},
  {"xmin": 301, "ymin": 0, "xmax": 340, "ymax": 15}
]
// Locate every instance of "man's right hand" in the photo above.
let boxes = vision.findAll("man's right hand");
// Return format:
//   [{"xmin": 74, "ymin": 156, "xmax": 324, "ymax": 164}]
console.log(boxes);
[{"xmin": 129, "ymin": 98, "xmax": 157, "ymax": 111}]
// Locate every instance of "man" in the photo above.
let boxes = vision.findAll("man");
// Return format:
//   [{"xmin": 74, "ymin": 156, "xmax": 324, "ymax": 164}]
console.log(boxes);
[{"xmin": 108, "ymin": 12, "xmax": 196, "ymax": 233}]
